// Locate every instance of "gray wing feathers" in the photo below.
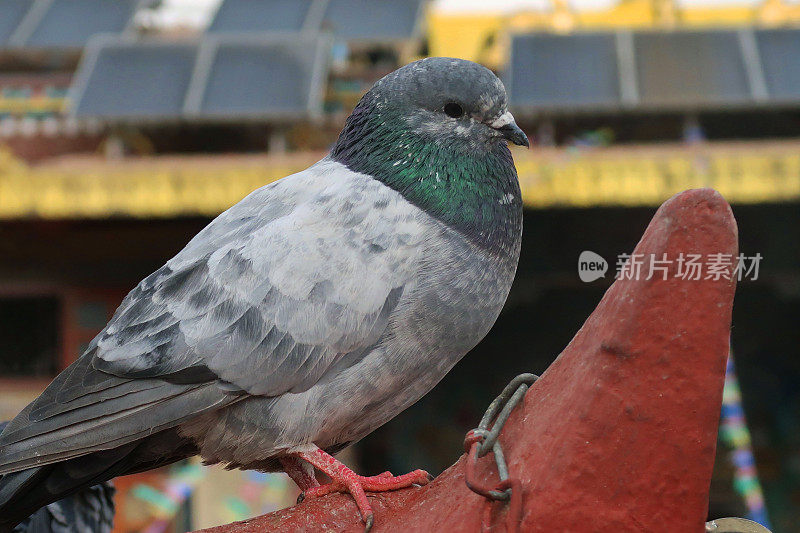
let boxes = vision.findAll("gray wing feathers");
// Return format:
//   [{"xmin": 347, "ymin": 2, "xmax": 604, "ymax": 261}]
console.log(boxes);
[{"xmin": 95, "ymin": 160, "xmax": 424, "ymax": 397}]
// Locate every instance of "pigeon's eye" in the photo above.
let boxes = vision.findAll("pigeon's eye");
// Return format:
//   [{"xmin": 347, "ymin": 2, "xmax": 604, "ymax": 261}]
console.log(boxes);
[{"xmin": 444, "ymin": 103, "xmax": 464, "ymax": 118}]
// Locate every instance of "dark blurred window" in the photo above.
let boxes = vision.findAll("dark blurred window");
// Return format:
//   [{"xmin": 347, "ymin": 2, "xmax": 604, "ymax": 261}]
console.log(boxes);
[{"xmin": 0, "ymin": 297, "xmax": 59, "ymax": 376}]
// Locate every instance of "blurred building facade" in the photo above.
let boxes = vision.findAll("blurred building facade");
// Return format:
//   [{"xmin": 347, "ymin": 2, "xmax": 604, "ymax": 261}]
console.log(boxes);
[{"xmin": 0, "ymin": 0, "xmax": 798, "ymax": 531}]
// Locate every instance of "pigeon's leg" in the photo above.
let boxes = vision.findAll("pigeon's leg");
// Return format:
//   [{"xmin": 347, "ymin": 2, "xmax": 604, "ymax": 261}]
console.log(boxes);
[
  {"xmin": 291, "ymin": 447, "xmax": 431, "ymax": 530},
  {"xmin": 279, "ymin": 456, "xmax": 319, "ymax": 491}
]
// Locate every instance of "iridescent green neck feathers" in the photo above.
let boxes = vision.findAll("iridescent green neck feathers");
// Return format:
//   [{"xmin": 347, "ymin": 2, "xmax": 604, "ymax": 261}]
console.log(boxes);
[{"xmin": 331, "ymin": 95, "xmax": 522, "ymax": 251}]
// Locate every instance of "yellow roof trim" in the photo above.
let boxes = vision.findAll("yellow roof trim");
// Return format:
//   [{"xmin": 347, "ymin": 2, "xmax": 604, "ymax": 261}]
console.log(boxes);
[
  {"xmin": 0, "ymin": 97, "xmax": 65, "ymax": 114},
  {"xmin": 0, "ymin": 143, "xmax": 798, "ymax": 219},
  {"xmin": 517, "ymin": 144, "xmax": 800, "ymax": 207}
]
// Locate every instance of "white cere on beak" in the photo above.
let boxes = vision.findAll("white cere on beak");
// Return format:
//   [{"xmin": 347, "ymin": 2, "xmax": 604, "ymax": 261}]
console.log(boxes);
[{"xmin": 489, "ymin": 111, "xmax": 515, "ymax": 129}]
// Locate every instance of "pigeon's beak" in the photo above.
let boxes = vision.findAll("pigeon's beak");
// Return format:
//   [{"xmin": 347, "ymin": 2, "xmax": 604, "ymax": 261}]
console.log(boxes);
[{"xmin": 490, "ymin": 111, "xmax": 530, "ymax": 148}]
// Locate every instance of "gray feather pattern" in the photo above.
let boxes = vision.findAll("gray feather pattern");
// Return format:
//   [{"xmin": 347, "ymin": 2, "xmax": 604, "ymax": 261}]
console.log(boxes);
[
  {"xmin": 94, "ymin": 157, "xmax": 421, "ymax": 398},
  {"xmin": 0, "ymin": 158, "xmax": 427, "ymax": 475}
]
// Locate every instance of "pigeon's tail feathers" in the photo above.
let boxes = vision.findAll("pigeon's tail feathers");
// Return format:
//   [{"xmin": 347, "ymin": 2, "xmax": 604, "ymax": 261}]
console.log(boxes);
[
  {"xmin": 0, "ymin": 428, "xmax": 194, "ymax": 531},
  {"xmin": 0, "ymin": 355, "xmax": 238, "ymax": 476},
  {"xmin": 0, "ymin": 382, "xmax": 231, "ymax": 475}
]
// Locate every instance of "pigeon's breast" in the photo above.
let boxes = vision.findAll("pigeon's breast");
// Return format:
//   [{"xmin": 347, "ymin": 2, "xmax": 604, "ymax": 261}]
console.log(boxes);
[{"xmin": 308, "ymin": 217, "xmax": 522, "ymax": 449}]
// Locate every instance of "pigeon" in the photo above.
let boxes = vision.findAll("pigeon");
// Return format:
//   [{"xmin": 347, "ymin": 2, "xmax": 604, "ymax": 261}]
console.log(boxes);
[
  {"xmin": 0, "ymin": 422, "xmax": 115, "ymax": 533},
  {"xmin": 0, "ymin": 56, "xmax": 528, "ymax": 531}
]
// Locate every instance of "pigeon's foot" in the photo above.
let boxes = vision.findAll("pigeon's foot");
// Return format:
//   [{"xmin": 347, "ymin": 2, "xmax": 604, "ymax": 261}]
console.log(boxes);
[
  {"xmin": 302, "ymin": 470, "xmax": 431, "ymax": 498},
  {"xmin": 289, "ymin": 447, "xmax": 431, "ymax": 531}
]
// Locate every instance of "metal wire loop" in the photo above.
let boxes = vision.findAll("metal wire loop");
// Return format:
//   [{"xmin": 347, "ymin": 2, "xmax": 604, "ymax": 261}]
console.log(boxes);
[
  {"xmin": 476, "ymin": 373, "xmax": 539, "ymax": 457},
  {"xmin": 462, "ymin": 373, "xmax": 540, "ymax": 532}
]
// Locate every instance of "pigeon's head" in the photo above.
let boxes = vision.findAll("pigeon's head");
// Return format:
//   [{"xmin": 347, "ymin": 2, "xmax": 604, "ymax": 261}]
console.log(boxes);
[
  {"xmin": 332, "ymin": 57, "xmax": 528, "ymax": 164},
  {"xmin": 376, "ymin": 57, "xmax": 528, "ymax": 148},
  {"xmin": 331, "ymin": 58, "xmax": 525, "ymax": 248}
]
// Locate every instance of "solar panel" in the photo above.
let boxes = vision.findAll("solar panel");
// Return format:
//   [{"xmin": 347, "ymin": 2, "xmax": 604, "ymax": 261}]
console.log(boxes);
[
  {"xmin": 507, "ymin": 33, "xmax": 621, "ymax": 110},
  {"xmin": 634, "ymin": 30, "xmax": 751, "ymax": 107},
  {"xmin": 207, "ymin": 0, "xmax": 316, "ymax": 33},
  {"xmin": 194, "ymin": 36, "xmax": 330, "ymax": 120},
  {"xmin": 322, "ymin": 0, "xmax": 423, "ymax": 41},
  {"xmin": 755, "ymin": 28, "xmax": 800, "ymax": 101},
  {"xmin": 24, "ymin": 0, "xmax": 139, "ymax": 48},
  {"xmin": 71, "ymin": 41, "xmax": 197, "ymax": 119},
  {"xmin": 0, "ymin": 0, "xmax": 31, "ymax": 46}
]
